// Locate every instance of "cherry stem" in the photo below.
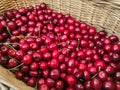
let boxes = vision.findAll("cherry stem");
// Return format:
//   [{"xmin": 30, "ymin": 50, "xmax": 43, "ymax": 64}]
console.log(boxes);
[
  {"xmin": 6, "ymin": 26, "xmax": 12, "ymax": 36},
  {"xmin": 80, "ymin": 79, "xmax": 84, "ymax": 82},
  {"xmin": 35, "ymin": 78, "xmax": 38, "ymax": 89},
  {"xmin": 25, "ymin": 32, "xmax": 33, "ymax": 39},
  {"xmin": 38, "ymin": 27, "xmax": 41, "ymax": 37},
  {"xmin": 91, "ymin": 67, "xmax": 101, "ymax": 79},
  {"xmin": 15, "ymin": 35, "xmax": 36, "ymax": 39},
  {"xmin": 15, "ymin": 36, "xmax": 25, "ymax": 39},
  {"xmin": 91, "ymin": 73, "xmax": 98, "ymax": 79},
  {"xmin": 77, "ymin": 39, "xmax": 80, "ymax": 50},
  {"xmin": 98, "ymin": 67, "xmax": 101, "ymax": 71},
  {"xmin": 8, "ymin": 63, "xmax": 23, "ymax": 70},
  {"xmin": 3, "ymin": 43, "xmax": 17, "ymax": 51}
]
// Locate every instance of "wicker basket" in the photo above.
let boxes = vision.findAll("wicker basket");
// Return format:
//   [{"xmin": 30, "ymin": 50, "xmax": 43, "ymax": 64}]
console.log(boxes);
[{"xmin": 0, "ymin": 0, "xmax": 120, "ymax": 90}]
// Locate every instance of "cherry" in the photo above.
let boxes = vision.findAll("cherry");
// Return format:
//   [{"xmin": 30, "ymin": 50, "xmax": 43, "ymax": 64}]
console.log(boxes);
[
  {"xmin": 102, "ymin": 54, "xmax": 111, "ymax": 63},
  {"xmin": 105, "ymin": 65, "xmax": 115, "ymax": 75},
  {"xmin": 67, "ymin": 68, "xmax": 73, "ymax": 74},
  {"xmin": 115, "ymin": 72, "xmax": 120, "ymax": 81},
  {"xmin": 42, "ymin": 69, "xmax": 50, "ymax": 78},
  {"xmin": 49, "ymin": 43, "xmax": 57, "ymax": 51},
  {"xmin": 50, "ymin": 69, "xmax": 60, "ymax": 80},
  {"xmin": 84, "ymin": 80, "xmax": 93, "ymax": 90},
  {"xmin": 56, "ymin": 80, "xmax": 64, "ymax": 89},
  {"xmin": 91, "ymin": 77, "xmax": 102, "ymax": 90},
  {"xmin": 28, "ymin": 14, "xmax": 35, "ymax": 21},
  {"xmin": 8, "ymin": 49, "xmax": 16, "ymax": 57},
  {"xmin": 33, "ymin": 51, "xmax": 42, "ymax": 62},
  {"xmin": 80, "ymin": 39, "xmax": 89, "ymax": 48},
  {"xmin": 29, "ymin": 70, "xmax": 38, "ymax": 77},
  {"xmin": 98, "ymin": 30, "xmax": 107, "ymax": 37},
  {"xmin": 46, "ymin": 78, "xmax": 55, "ymax": 87},
  {"xmin": 15, "ymin": 50, "xmax": 24, "ymax": 60},
  {"xmin": 83, "ymin": 70, "xmax": 90, "ymax": 80},
  {"xmin": 112, "ymin": 44, "xmax": 120, "ymax": 53},
  {"xmin": 19, "ymin": 7, "xmax": 27, "ymax": 15},
  {"xmin": 22, "ymin": 54, "xmax": 32, "ymax": 65},
  {"xmin": 60, "ymin": 35, "xmax": 68, "ymax": 42},
  {"xmin": 20, "ymin": 43, "xmax": 29, "ymax": 51},
  {"xmin": 23, "ymin": 76, "xmax": 29, "ymax": 83},
  {"xmin": 52, "ymin": 50, "xmax": 59, "ymax": 59},
  {"xmin": 28, "ymin": 6, "xmax": 34, "ymax": 11},
  {"xmin": 98, "ymin": 71, "xmax": 107, "ymax": 81},
  {"xmin": 80, "ymin": 23, "xmax": 87, "ymax": 30},
  {"xmin": 28, "ymin": 21, "xmax": 36, "ymax": 27},
  {"xmin": 38, "ymin": 78, "xmax": 45, "ymax": 86},
  {"xmin": 39, "ymin": 61, "xmax": 48, "ymax": 69},
  {"xmin": 0, "ymin": 56, "xmax": 9, "ymax": 65},
  {"xmin": 67, "ymin": 58, "xmax": 75, "ymax": 69},
  {"xmin": 40, "ymin": 3, "xmax": 46, "ymax": 9},
  {"xmin": 94, "ymin": 60, "xmax": 106, "ymax": 69},
  {"xmin": 39, "ymin": 84, "xmax": 48, "ymax": 90},
  {"xmin": 8, "ymin": 58, "xmax": 18, "ymax": 68},
  {"xmin": 66, "ymin": 75, "xmax": 76, "ymax": 86},
  {"xmin": 74, "ymin": 71, "xmax": 83, "ymax": 79},
  {"xmin": 88, "ymin": 66, "xmax": 97, "ymax": 75},
  {"xmin": 88, "ymin": 27, "xmax": 96, "ymax": 35},
  {"xmin": 16, "ymin": 71, "xmax": 24, "ymax": 80},
  {"xmin": 50, "ymin": 59, "xmax": 59, "ymax": 69},
  {"xmin": 29, "ymin": 42, "xmax": 38, "ymax": 50},
  {"xmin": 111, "ymin": 53, "xmax": 120, "ymax": 62},
  {"xmin": 77, "ymin": 50, "xmax": 85, "ymax": 59},
  {"xmin": 66, "ymin": 87, "xmax": 74, "ymax": 90},
  {"xmin": 78, "ymin": 63, "xmax": 87, "ymax": 71},
  {"xmin": 109, "ymin": 35, "xmax": 118, "ymax": 43},
  {"xmin": 5, "ymin": 10, "xmax": 14, "ymax": 19},
  {"xmin": 116, "ymin": 81, "xmax": 120, "ymax": 90},
  {"xmin": 75, "ymin": 83, "xmax": 84, "ymax": 90},
  {"xmin": 20, "ymin": 65, "xmax": 29, "ymax": 73},
  {"xmin": 1, "ymin": 46, "xmax": 9, "ymax": 54},
  {"xmin": 103, "ymin": 38, "xmax": 111, "ymax": 45},
  {"xmin": 59, "ymin": 63, "xmax": 66, "ymax": 72},
  {"xmin": 47, "ymin": 23, "xmax": 54, "ymax": 31},
  {"xmin": 27, "ymin": 77, "xmax": 36, "ymax": 87},
  {"xmin": 103, "ymin": 80, "xmax": 116, "ymax": 90},
  {"xmin": 30, "ymin": 62, "xmax": 38, "ymax": 71},
  {"xmin": 43, "ymin": 52, "xmax": 51, "ymax": 61},
  {"xmin": 21, "ymin": 16, "xmax": 28, "ymax": 23}
]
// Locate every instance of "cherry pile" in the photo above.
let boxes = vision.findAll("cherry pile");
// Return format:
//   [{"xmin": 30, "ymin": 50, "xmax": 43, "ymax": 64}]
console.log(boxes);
[{"xmin": 0, "ymin": 3, "xmax": 120, "ymax": 90}]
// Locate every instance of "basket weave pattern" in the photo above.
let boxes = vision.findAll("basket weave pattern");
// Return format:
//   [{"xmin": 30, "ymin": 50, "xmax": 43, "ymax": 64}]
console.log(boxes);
[{"xmin": 0, "ymin": 0, "xmax": 120, "ymax": 90}]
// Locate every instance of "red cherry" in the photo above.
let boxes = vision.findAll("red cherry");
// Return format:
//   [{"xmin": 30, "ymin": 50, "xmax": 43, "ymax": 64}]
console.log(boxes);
[
  {"xmin": 50, "ymin": 69, "xmax": 60, "ymax": 80},
  {"xmin": 22, "ymin": 54, "xmax": 32, "ymax": 65},
  {"xmin": 91, "ymin": 77, "xmax": 102, "ymax": 90},
  {"xmin": 78, "ymin": 63, "xmax": 87, "ymax": 71},
  {"xmin": 94, "ymin": 60, "xmax": 106, "ymax": 69},
  {"xmin": 52, "ymin": 50, "xmax": 59, "ymax": 59},
  {"xmin": 66, "ymin": 75, "xmax": 76, "ymax": 86},
  {"xmin": 30, "ymin": 62, "xmax": 38, "ymax": 71},
  {"xmin": 39, "ymin": 61, "xmax": 48, "ymax": 69},
  {"xmin": 103, "ymin": 81, "xmax": 116, "ymax": 90},
  {"xmin": 27, "ymin": 77, "xmax": 36, "ymax": 87},
  {"xmin": 8, "ymin": 58, "xmax": 18, "ymax": 68},
  {"xmin": 50, "ymin": 59, "xmax": 59, "ymax": 69}
]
